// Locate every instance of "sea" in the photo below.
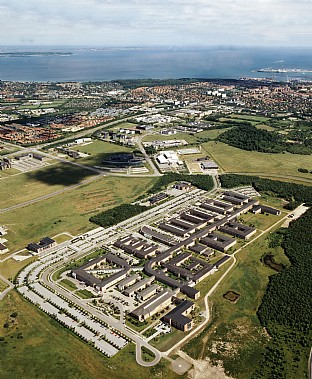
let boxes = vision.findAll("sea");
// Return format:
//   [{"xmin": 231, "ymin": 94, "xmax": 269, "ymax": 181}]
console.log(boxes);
[{"xmin": 1, "ymin": 46, "xmax": 312, "ymax": 82}]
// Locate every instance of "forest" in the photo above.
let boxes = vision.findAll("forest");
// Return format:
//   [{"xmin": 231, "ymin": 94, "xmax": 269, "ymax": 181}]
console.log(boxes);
[
  {"xmin": 217, "ymin": 124, "xmax": 285, "ymax": 153},
  {"xmin": 253, "ymin": 209, "xmax": 312, "ymax": 378},
  {"xmin": 217, "ymin": 124, "xmax": 312, "ymax": 154}
]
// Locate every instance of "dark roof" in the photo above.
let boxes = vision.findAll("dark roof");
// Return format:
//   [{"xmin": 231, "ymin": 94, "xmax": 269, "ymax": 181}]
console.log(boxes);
[
  {"xmin": 140, "ymin": 226, "xmax": 176, "ymax": 246},
  {"xmin": 40, "ymin": 237, "xmax": 55, "ymax": 245},
  {"xmin": 189, "ymin": 243, "xmax": 208, "ymax": 254},
  {"xmin": 163, "ymin": 299, "xmax": 194, "ymax": 326}
]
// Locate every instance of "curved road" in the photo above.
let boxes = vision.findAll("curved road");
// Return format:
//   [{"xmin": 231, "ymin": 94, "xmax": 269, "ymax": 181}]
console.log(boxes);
[
  {"xmin": 161, "ymin": 210, "xmax": 292, "ymax": 357},
  {"xmin": 40, "ymin": 257, "xmax": 162, "ymax": 367}
]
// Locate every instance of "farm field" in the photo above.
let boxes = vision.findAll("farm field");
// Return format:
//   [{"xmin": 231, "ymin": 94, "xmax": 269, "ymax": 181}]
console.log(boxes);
[
  {"xmin": 183, "ymin": 216, "xmax": 289, "ymax": 378},
  {"xmin": 0, "ymin": 291, "xmax": 181, "ymax": 379},
  {"xmin": 0, "ymin": 175, "xmax": 156, "ymax": 253},
  {"xmin": 202, "ymin": 141, "xmax": 312, "ymax": 184}
]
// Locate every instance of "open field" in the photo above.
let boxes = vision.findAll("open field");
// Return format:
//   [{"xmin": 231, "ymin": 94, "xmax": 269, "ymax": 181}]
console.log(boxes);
[
  {"xmin": 0, "ymin": 175, "xmax": 156, "ymax": 252},
  {"xmin": 0, "ymin": 162, "xmax": 97, "ymax": 209},
  {"xmin": 0, "ymin": 168, "xmax": 21, "ymax": 179},
  {"xmin": 227, "ymin": 114, "xmax": 271, "ymax": 123},
  {"xmin": 71, "ymin": 140, "xmax": 135, "ymax": 167},
  {"xmin": 196, "ymin": 128, "xmax": 231, "ymax": 140},
  {"xmin": 0, "ymin": 291, "xmax": 182, "ymax": 379},
  {"xmin": 202, "ymin": 141, "xmax": 312, "ymax": 184},
  {"xmin": 0, "ymin": 257, "xmax": 37, "ymax": 280},
  {"xmin": 183, "ymin": 217, "xmax": 289, "ymax": 379}
]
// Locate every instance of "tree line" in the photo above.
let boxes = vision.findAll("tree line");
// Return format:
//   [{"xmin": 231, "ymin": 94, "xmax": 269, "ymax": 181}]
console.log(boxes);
[{"xmin": 220, "ymin": 174, "xmax": 312, "ymax": 205}]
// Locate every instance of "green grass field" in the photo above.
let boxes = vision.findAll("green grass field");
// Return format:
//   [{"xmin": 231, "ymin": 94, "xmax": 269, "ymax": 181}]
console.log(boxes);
[
  {"xmin": 0, "ymin": 291, "xmax": 182, "ymax": 379},
  {"xmin": 71, "ymin": 140, "xmax": 135, "ymax": 167},
  {"xmin": 59, "ymin": 279, "xmax": 77, "ymax": 291},
  {"xmin": 227, "ymin": 114, "xmax": 270, "ymax": 123},
  {"xmin": 183, "ymin": 217, "xmax": 290, "ymax": 378},
  {"xmin": 202, "ymin": 141, "xmax": 312, "ymax": 184},
  {"xmin": 0, "ymin": 175, "xmax": 156, "ymax": 253},
  {"xmin": 0, "ymin": 163, "xmax": 97, "ymax": 209}
]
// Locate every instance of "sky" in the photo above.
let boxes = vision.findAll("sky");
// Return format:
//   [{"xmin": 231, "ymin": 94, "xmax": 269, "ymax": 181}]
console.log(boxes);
[{"xmin": 0, "ymin": 0, "xmax": 311, "ymax": 47}]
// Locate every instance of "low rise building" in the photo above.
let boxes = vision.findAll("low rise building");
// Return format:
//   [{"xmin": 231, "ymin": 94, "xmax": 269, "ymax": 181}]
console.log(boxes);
[
  {"xmin": 27, "ymin": 237, "xmax": 56, "ymax": 254},
  {"xmin": 163, "ymin": 299, "xmax": 194, "ymax": 332}
]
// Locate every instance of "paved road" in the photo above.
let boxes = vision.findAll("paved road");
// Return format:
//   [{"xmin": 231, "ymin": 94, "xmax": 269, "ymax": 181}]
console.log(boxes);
[
  {"xmin": 136, "ymin": 135, "xmax": 162, "ymax": 177},
  {"xmin": 40, "ymin": 255, "xmax": 162, "ymax": 367},
  {"xmin": 0, "ymin": 274, "xmax": 14, "ymax": 300}
]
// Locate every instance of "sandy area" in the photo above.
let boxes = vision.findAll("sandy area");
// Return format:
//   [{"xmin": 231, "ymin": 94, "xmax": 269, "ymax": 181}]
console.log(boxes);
[{"xmin": 176, "ymin": 350, "xmax": 233, "ymax": 379}]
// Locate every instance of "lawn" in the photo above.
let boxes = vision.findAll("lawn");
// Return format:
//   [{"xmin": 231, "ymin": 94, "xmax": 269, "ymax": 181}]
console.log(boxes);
[
  {"xmin": 183, "ymin": 218, "xmax": 290, "ymax": 379},
  {"xmin": 196, "ymin": 128, "xmax": 231, "ymax": 140},
  {"xmin": 75, "ymin": 289, "xmax": 95, "ymax": 299},
  {"xmin": 0, "ymin": 291, "xmax": 182, "ymax": 379},
  {"xmin": 59, "ymin": 279, "xmax": 77, "ymax": 292},
  {"xmin": 0, "ymin": 175, "xmax": 156, "ymax": 252},
  {"xmin": 202, "ymin": 141, "xmax": 312, "ymax": 184}
]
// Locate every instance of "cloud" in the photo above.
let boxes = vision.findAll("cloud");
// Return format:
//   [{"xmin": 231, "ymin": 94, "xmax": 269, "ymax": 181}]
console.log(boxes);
[{"xmin": 0, "ymin": 0, "xmax": 311, "ymax": 46}]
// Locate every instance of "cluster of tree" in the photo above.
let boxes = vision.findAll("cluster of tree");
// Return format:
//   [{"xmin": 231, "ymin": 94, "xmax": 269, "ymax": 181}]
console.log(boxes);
[
  {"xmin": 217, "ymin": 124, "xmax": 285, "ymax": 153},
  {"xmin": 218, "ymin": 123, "xmax": 312, "ymax": 155},
  {"xmin": 148, "ymin": 173, "xmax": 214, "ymax": 194},
  {"xmin": 253, "ymin": 208, "xmax": 312, "ymax": 378},
  {"xmin": 90, "ymin": 204, "xmax": 148, "ymax": 228},
  {"xmin": 219, "ymin": 174, "xmax": 312, "ymax": 204}
]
